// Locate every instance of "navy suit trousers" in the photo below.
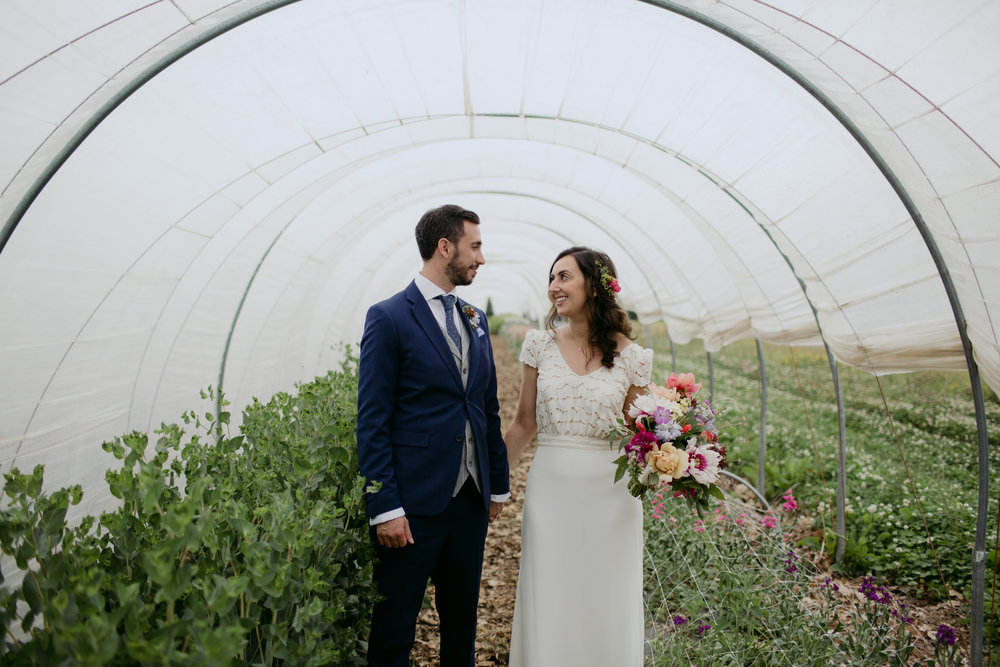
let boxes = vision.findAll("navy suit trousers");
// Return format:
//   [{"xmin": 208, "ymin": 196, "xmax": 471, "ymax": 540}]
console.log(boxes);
[{"xmin": 367, "ymin": 479, "xmax": 489, "ymax": 666}]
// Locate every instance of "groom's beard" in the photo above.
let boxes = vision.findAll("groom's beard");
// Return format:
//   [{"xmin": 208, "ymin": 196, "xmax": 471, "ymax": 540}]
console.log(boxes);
[{"xmin": 445, "ymin": 255, "xmax": 477, "ymax": 286}]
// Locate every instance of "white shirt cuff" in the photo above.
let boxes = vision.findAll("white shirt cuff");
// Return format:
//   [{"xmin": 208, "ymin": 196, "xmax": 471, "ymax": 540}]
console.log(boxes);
[
  {"xmin": 491, "ymin": 493, "xmax": 511, "ymax": 503},
  {"xmin": 370, "ymin": 507, "xmax": 405, "ymax": 526}
]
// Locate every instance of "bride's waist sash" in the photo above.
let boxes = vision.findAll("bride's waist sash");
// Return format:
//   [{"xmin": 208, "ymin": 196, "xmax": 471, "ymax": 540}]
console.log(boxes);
[{"xmin": 537, "ymin": 433, "xmax": 609, "ymax": 452}]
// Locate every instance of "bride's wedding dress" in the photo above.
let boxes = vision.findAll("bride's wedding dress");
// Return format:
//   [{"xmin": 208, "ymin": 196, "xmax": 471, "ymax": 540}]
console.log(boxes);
[{"xmin": 509, "ymin": 329, "xmax": 653, "ymax": 666}]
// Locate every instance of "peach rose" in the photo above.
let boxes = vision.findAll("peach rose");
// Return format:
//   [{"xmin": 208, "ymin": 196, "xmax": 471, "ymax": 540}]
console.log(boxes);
[
  {"xmin": 648, "ymin": 383, "xmax": 680, "ymax": 402},
  {"xmin": 645, "ymin": 444, "xmax": 689, "ymax": 481}
]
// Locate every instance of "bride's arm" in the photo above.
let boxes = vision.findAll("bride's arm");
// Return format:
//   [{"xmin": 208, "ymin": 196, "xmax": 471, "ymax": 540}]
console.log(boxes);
[
  {"xmin": 622, "ymin": 384, "xmax": 646, "ymax": 427},
  {"xmin": 504, "ymin": 363, "xmax": 539, "ymax": 466}
]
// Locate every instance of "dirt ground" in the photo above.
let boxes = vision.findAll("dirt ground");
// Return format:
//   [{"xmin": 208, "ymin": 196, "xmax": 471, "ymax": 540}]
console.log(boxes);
[{"xmin": 408, "ymin": 335, "xmax": 976, "ymax": 666}]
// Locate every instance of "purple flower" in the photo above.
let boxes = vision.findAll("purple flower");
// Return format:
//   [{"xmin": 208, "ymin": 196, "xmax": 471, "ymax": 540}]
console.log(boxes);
[
  {"xmin": 859, "ymin": 577, "xmax": 878, "ymax": 600},
  {"xmin": 859, "ymin": 577, "xmax": 894, "ymax": 605},
  {"xmin": 655, "ymin": 421, "xmax": 682, "ymax": 442},
  {"xmin": 673, "ymin": 615, "xmax": 688, "ymax": 626},
  {"xmin": 697, "ymin": 623, "xmax": 711, "ymax": 637},
  {"xmin": 820, "ymin": 577, "xmax": 839, "ymax": 593},
  {"xmin": 936, "ymin": 624, "xmax": 957, "ymax": 646},
  {"xmin": 626, "ymin": 429, "xmax": 657, "ymax": 462},
  {"xmin": 652, "ymin": 405, "xmax": 672, "ymax": 425},
  {"xmin": 783, "ymin": 551, "xmax": 799, "ymax": 573}
]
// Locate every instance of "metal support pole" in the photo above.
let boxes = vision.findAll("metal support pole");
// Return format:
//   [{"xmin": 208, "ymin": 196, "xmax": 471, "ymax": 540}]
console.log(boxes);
[
  {"xmin": 706, "ymin": 351, "xmax": 714, "ymax": 402},
  {"xmin": 969, "ymin": 366, "xmax": 991, "ymax": 665},
  {"xmin": 756, "ymin": 340, "xmax": 766, "ymax": 500},
  {"xmin": 668, "ymin": 332, "xmax": 677, "ymax": 374},
  {"xmin": 826, "ymin": 347, "xmax": 848, "ymax": 563}
]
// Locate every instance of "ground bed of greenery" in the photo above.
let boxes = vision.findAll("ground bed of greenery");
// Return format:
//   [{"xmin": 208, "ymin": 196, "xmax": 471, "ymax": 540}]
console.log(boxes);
[
  {"xmin": 2, "ymin": 320, "xmax": 999, "ymax": 664},
  {"xmin": 635, "ymin": 321, "xmax": 999, "ymax": 665}
]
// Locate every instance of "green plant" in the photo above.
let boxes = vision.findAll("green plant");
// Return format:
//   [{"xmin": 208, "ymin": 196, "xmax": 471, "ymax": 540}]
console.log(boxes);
[
  {"xmin": 640, "ymin": 322, "xmax": 998, "ymax": 655},
  {"xmin": 643, "ymin": 499, "xmax": 838, "ymax": 666},
  {"xmin": 1, "ymin": 356, "xmax": 377, "ymax": 665}
]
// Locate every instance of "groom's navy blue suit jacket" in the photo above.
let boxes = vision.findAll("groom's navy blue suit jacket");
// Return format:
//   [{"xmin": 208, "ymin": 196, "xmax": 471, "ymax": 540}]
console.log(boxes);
[{"xmin": 357, "ymin": 280, "xmax": 509, "ymax": 520}]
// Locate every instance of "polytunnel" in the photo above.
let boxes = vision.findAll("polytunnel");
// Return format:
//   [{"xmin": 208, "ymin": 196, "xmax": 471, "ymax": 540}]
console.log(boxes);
[{"xmin": 1, "ymin": 0, "xmax": 998, "ymax": 661}]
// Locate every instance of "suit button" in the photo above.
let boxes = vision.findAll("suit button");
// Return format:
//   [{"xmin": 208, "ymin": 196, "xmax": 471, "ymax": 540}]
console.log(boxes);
[{"xmin": 455, "ymin": 435, "xmax": 462, "ymax": 443}]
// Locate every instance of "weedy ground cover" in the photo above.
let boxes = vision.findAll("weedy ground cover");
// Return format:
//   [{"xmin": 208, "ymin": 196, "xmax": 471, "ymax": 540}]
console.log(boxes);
[
  {"xmin": 639, "ymin": 321, "xmax": 999, "ymax": 659},
  {"xmin": 642, "ymin": 496, "xmax": 923, "ymax": 666}
]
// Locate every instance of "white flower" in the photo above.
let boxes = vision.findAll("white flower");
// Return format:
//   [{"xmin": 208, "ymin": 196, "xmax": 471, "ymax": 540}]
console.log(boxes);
[
  {"xmin": 638, "ymin": 462, "xmax": 655, "ymax": 486},
  {"xmin": 684, "ymin": 442, "xmax": 721, "ymax": 485},
  {"xmin": 628, "ymin": 393, "xmax": 675, "ymax": 419}
]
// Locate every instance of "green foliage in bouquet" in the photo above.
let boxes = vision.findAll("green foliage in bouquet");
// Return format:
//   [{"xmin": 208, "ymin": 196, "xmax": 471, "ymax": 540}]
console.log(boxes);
[{"xmin": 0, "ymin": 355, "xmax": 377, "ymax": 665}]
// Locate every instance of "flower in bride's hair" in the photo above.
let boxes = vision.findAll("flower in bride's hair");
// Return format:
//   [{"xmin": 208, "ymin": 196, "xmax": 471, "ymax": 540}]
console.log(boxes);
[
  {"xmin": 595, "ymin": 260, "xmax": 621, "ymax": 297},
  {"xmin": 646, "ymin": 444, "xmax": 689, "ymax": 481}
]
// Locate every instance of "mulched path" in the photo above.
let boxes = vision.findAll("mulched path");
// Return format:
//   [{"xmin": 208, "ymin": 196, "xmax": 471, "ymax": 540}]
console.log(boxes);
[{"xmin": 408, "ymin": 334, "xmax": 976, "ymax": 666}]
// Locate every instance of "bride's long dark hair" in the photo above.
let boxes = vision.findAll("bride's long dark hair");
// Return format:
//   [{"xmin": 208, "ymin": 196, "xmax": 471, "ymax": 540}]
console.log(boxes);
[{"xmin": 545, "ymin": 246, "xmax": 633, "ymax": 369}]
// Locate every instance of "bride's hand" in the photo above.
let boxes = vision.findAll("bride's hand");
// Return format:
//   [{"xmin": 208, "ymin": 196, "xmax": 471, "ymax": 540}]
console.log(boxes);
[{"xmin": 489, "ymin": 501, "xmax": 505, "ymax": 522}]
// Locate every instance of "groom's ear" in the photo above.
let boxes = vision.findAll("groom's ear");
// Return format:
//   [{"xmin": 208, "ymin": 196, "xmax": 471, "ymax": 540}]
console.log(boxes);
[{"xmin": 436, "ymin": 237, "xmax": 452, "ymax": 258}]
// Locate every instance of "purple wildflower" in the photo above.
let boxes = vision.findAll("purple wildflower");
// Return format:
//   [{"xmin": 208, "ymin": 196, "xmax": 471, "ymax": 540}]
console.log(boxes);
[
  {"xmin": 783, "ymin": 551, "xmax": 798, "ymax": 573},
  {"xmin": 859, "ymin": 577, "xmax": 894, "ymax": 605},
  {"xmin": 697, "ymin": 623, "xmax": 711, "ymax": 637},
  {"xmin": 673, "ymin": 615, "xmax": 688, "ymax": 626},
  {"xmin": 936, "ymin": 624, "xmax": 957, "ymax": 646},
  {"xmin": 859, "ymin": 576, "xmax": 878, "ymax": 600},
  {"xmin": 820, "ymin": 577, "xmax": 839, "ymax": 593}
]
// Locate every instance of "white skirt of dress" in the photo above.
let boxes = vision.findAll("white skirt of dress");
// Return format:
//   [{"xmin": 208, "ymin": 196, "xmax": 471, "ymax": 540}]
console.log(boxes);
[{"xmin": 509, "ymin": 434, "xmax": 644, "ymax": 667}]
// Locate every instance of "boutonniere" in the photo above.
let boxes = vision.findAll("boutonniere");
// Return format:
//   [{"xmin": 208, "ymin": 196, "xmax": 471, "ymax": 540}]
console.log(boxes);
[{"xmin": 462, "ymin": 305, "xmax": 481, "ymax": 329}]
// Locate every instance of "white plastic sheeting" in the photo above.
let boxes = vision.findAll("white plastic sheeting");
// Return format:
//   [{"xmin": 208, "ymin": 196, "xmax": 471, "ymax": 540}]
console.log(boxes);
[{"xmin": 1, "ymin": 0, "xmax": 999, "ymax": 513}]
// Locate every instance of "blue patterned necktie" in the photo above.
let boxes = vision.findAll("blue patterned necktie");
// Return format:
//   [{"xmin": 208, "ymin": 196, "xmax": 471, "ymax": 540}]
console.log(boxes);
[{"xmin": 437, "ymin": 294, "xmax": 463, "ymax": 351}]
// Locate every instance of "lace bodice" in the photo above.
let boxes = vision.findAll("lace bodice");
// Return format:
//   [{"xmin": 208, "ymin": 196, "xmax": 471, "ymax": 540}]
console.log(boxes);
[{"xmin": 519, "ymin": 329, "xmax": 653, "ymax": 440}]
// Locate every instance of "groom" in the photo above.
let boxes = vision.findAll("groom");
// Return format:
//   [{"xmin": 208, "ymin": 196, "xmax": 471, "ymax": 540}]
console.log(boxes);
[{"xmin": 356, "ymin": 204, "xmax": 510, "ymax": 666}]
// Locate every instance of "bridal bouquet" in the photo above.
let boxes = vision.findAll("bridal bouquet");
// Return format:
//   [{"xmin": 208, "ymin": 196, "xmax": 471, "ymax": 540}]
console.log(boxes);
[{"xmin": 610, "ymin": 372, "xmax": 726, "ymax": 514}]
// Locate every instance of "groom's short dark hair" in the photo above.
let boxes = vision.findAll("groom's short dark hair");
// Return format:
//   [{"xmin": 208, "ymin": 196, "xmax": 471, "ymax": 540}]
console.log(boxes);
[{"xmin": 415, "ymin": 204, "xmax": 480, "ymax": 260}]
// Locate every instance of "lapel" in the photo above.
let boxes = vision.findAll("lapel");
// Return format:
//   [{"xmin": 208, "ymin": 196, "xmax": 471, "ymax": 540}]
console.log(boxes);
[
  {"xmin": 405, "ymin": 281, "xmax": 464, "ymax": 389},
  {"xmin": 456, "ymin": 297, "xmax": 481, "ymax": 391}
]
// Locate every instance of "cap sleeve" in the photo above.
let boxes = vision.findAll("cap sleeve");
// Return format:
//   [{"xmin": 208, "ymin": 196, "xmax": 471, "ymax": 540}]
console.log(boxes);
[
  {"xmin": 622, "ymin": 343, "xmax": 654, "ymax": 386},
  {"xmin": 519, "ymin": 329, "xmax": 544, "ymax": 368}
]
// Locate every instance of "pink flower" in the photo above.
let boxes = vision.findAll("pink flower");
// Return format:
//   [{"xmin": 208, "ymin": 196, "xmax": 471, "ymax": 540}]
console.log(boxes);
[
  {"xmin": 782, "ymin": 491, "xmax": 798, "ymax": 512},
  {"xmin": 762, "ymin": 514, "xmax": 777, "ymax": 529},
  {"xmin": 648, "ymin": 383, "xmax": 681, "ymax": 402},
  {"xmin": 665, "ymin": 372, "xmax": 702, "ymax": 395},
  {"xmin": 627, "ymin": 427, "xmax": 658, "ymax": 463}
]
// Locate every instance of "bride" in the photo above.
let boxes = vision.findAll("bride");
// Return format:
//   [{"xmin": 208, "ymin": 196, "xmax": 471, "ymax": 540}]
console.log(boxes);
[{"xmin": 504, "ymin": 246, "xmax": 652, "ymax": 666}]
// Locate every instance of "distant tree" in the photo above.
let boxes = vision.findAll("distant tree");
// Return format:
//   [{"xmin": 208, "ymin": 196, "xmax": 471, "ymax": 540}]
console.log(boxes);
[{"xmin": 486, "ymin": 297, "xmax": 494, "ymax": 317}]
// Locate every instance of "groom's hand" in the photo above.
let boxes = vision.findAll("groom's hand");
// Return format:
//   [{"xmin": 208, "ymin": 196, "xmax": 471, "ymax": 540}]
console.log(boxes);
[
  {"xmin": 376, "ymin": 516, "xmax": 414, "ymax": 548},
  {"xmin": 489, "ymin": 501, "xmax": 505, "ymax": 523}
]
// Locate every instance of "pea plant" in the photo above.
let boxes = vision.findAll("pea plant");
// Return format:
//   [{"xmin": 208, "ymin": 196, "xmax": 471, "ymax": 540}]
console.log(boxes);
[{"xmin": 1, "ymin": 356, "xmax": 377, "ymax": 665}]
